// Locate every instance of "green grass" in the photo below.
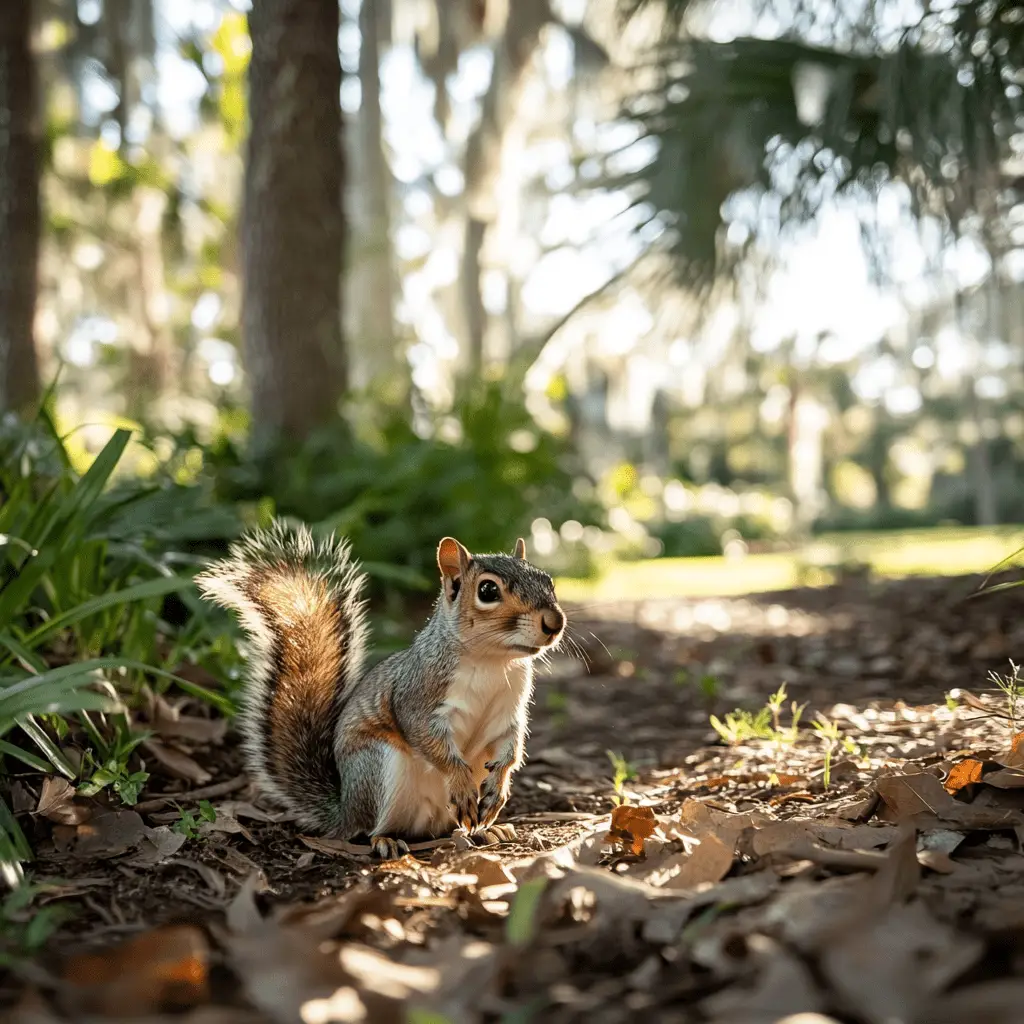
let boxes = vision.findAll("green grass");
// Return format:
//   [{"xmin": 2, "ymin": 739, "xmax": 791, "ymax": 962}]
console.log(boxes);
[
  {"xmin": 555, "ymin": 526, "xmax": 1024, "ymax": 602},
  {"xmin": 0, "ymin": 412, "xmax": 239, "ymax": 885}
]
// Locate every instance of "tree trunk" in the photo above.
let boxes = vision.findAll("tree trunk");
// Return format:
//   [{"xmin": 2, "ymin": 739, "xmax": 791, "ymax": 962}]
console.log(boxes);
[
  {"xmin": 243, "ymin": 0, "xmax": 345, "ymax": 442},
  {"xmin": 459, "ymin": 0, "xmax": 551, "ymax": 376},
  {"xmin": 348, "ymin": 0, "xmax": 399, "ymax": 391},
  {"xmin": 954, "ymin": 286, "xmax": 997, "ymax": 526},
  {"xmin": 0, "ymin": 0, "xmax": 41, "ymax": 416}
]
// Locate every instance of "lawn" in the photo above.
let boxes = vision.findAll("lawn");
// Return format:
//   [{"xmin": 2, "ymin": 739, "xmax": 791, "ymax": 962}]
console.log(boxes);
[{"xmin": 555, "ymin": 525, "xmax": 1024, "ymax": 602}]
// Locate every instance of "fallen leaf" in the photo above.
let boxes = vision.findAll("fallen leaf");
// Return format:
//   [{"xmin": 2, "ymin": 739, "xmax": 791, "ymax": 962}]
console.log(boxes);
[
  {"xmin": 446, "ymin": 851, "xmax": 516, "ymax": 889},
  {"xmin": 129, "ymin": 824, "xmax": 189, "ymax": 865},
  {"xmin": 142, "ymin": 740, "xmax": 212, "ymax": 785},
  {"xmin": 1003, "ymin": 732, "xmax": 1024, "ymax": 768},
  {"xmin": 820, "ymin": 902, "xmax": 982, "ymax": 1024},
  {"xmin": 700, "ymin": 934, "xmax": 824, "ymax": 1023},
  {"xmin": 876, "ymin": 771, "xmax": 1022, "ymax": 828},
  {"xmin": 976, "ymin": 767, "xmax": 1024, "ymax": 789},
  {"xmin": 917, "ymin": 979, "xmax": 1024, "ymax": 1024},
  {"xmin": 150, "ymin": 692, "xmax": 228, "ymax": 744},
  {"xmin": 649, "ymin": 832, "xmax": 735, "ymax": 889},
  {"xmin": 944, "ymin": 758, "xmax": 985, "ymax": 794},
  {"xmin": 60, "ymin": 924, "xmax": 209, "ymax": 1017},
  {"xmin": 750, "ymin": 821, "xmax": 813, "ymax": 858},
  {"xmin": 35, "ymin": 777, "xmax": 91, "ymax": 826},
  {"xmin": 605, "ymin": 804, "xmax": 658, "ymax": 856},
  {"xmin": 67, "ymin": 810, "xmax": 151, "ymax": 860}
]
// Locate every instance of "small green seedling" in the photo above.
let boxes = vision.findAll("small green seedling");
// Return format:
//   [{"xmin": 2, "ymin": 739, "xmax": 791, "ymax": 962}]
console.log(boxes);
[
  {"xmin": 172, "ymin": 800, "xmax": 217, "ymax": 840},
  {"xmin": 607, "ymin": 750, "xmax": 638, "ymax": 806},
  {"xmin": 811, "ymin": 714, "xmax": 842, "ymax": 789},
  {"xmin": 988, "ymin": 660, "xmax": 1024, "ymax": 736}
]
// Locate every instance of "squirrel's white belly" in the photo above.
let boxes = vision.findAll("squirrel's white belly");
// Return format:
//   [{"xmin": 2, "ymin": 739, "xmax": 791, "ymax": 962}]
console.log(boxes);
[
  {"xmin": 378, "ymin": 747, "xmax": 452, "ymax": 837},
  {"xmin": 444, "ymin": 660, "xmax": 529, "ymax": 765},
  {"xmin": 377, "ymin": 660, "xmax": 530, "ymax": 838}
]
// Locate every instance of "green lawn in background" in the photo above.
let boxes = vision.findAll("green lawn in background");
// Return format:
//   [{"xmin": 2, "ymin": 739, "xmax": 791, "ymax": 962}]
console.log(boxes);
[{"xmin": 555, "ymin": 526, "xmax": 1024, "ymax": 602}]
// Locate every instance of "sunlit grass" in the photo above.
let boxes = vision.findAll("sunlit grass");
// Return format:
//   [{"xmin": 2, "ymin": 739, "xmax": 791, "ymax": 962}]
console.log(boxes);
[{"xmin": 556, "ymin": 526, "xmax": 1024, "ymax": 602}]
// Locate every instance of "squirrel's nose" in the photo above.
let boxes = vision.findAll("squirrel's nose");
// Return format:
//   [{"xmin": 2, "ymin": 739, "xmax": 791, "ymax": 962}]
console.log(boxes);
[{"xmin": 540, "ymin": 608, "xmax": 565, "ymax": 638}]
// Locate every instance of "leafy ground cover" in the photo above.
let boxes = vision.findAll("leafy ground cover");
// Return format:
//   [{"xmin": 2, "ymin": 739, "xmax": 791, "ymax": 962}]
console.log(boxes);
[{"xmin": 4, "ymin": 565, "xmax": 1024, "ymax": 1022}]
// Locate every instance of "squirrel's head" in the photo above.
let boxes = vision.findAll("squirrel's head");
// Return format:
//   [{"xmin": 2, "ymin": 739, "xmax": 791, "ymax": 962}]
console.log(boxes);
[{"xmin": 436, "ymin": 536, "xmax": 566, "ymax": 661}]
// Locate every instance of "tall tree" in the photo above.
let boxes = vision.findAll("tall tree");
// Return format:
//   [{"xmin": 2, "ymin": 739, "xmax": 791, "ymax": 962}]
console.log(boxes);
[
  {"xmin": 349, "ymin": 0, "xmax": 399, "ymax": 391},
  {"xmin": 243, "ymin": 0, "xmax": 345, "ymax": 441},
  {"xmin": 0, "ymin": 0, "xmax": 41, "ymax": 415}
]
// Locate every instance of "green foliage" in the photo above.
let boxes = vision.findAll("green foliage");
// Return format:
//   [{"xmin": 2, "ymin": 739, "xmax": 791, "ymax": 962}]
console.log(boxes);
[
  {"xmin": 988, "ymin": 661, "xmax": 1024, "ymax": 737},
  {"xmin": 0, "ymin": 413, "xmax": 238, "ymax": 882},
  {"xmin": 709, "ymin": 706, "xmax": 776, "ymax": 745},
  {"xmin": 710, "ymin": 684, "xmax": 807, "ymax": 746},
  {"xmin": 607, "ymin": 750, "xmax": 638, "ymax": 805},
  {"xmin": 0, "ymin": 880, "xmax": 71, "ymax": 966},
  {"xmin": 172, "ymin": 799, "xmax": 217, "ymax": 840},
  {"xmin": 614, "ymin": 2, "xmax": 1023, "ymax": 288},
  {"xmin": 190, "ymin": 383, "xmax": 603, "ymax": 590}
]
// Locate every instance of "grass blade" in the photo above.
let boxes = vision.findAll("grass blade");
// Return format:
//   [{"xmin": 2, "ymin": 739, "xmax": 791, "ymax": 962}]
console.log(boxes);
[
  {"xmin": 15, "ymin": 715, "xmax": 77, "ymax": 778},
  {"xmin": 20, "ymin": 575, "xmax": 194, "ymax": 650},
  {"xmin": 0, "ymin": 739, "xmax": 53, "ymax": 773}
]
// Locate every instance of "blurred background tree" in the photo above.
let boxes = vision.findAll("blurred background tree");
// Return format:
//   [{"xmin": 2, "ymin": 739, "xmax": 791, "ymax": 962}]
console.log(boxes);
[{"xmin": 2, "ymin": 0, "xmax": 1023, "ymax": 585}]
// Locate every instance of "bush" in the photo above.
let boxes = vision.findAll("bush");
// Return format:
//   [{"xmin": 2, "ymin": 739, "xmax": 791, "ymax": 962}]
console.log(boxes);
[
  {"xmin": 0, "ymin": 414, "xmax": 237, "ymax": 882},
  {"xmin": 189, "ymin": 382, "xmax": 604, "ymax": 589}
]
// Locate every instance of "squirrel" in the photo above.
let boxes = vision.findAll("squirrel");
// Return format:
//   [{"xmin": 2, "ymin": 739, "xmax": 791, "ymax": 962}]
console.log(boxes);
[{"xmin": 195, "ymin": 522, "xmax": 566, "ymax": 859}]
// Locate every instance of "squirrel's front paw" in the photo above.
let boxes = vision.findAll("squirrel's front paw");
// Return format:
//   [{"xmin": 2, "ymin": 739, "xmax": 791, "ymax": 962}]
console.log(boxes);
[
  {"xmin": 477, "ymin": 771, "xmax": 510, "ymax": 829},
  {"xmin": 449, "ymin": 771, "xmax": 480, "ymax": 832}
]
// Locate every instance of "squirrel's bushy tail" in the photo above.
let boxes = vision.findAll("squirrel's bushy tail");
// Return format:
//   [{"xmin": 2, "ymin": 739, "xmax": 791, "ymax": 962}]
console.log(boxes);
[{"xmin": 195, "ymin": 522, "xmax": 368, "ymax": 832}]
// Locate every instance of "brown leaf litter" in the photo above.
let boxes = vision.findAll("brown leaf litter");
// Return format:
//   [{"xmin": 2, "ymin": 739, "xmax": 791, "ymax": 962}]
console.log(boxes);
[{"xmin": 8, "ymin": 572, "xmax": 1024, "ymax": 1022}]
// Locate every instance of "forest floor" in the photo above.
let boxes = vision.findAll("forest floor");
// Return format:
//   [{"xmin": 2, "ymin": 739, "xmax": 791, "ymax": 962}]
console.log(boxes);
[{"xmin": 6, "ymin": 570, "xmax": 1024, "ymax": 1023}]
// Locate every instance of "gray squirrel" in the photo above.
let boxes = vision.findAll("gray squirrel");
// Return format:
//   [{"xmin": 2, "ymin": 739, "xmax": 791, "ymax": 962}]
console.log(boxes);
[{"xmin": 196, "ymin": 522, "xmax": 566, "ymax": 859}]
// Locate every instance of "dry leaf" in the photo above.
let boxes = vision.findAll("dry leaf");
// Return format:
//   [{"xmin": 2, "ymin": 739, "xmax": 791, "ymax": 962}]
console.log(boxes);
[
  {"xmin": 917, "ymin": 980, "xmax": 1024, "ymax": 1024},
  {"xmin": 67, "ymin": 810, "xmax": 151, "ymax": 860},
  {"xmin": 1003, "ymin": 732, "xmax": 1024, "ymax": 768},
  {"xmin": 944, "ymin": 758, "xmax": 985, "ymax": 794},
  {"xmin": 650, "ymin": 832, "xmax": 735, "ymax": 889},
  {"xmin": 876, "ymin": 771, "xmax": 1022, "ymax": 828},
  {"xmin": 700, "ymin": 935, "xmax": 824, "ymax": 1023},
  {"xmin": 141, "ymin": 740, "xmax": 212, "ymax": 785},
  {"xmin": 61, "ymin": 924, "xmax": 209, "ymax": 1017},
  {"xmin": 820, "ymin": 902, "xmax": 982, "ymax": 1024},
  {"xmin": 35, "ymin": 777, "xmax": 91, "ymax": 826},
  {"xmin": 606, "ymin": 804, "xmax": 658, "ymax": 856}
]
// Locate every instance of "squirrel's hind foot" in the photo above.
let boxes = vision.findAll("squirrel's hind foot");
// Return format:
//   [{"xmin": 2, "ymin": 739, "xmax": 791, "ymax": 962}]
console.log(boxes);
[
  {"xmin": 370, "ymin": 835, "xmax": 410, "ymax": 860},
  {"xmin": 464, "ymin": 822, "xmax": 517, "ymax": 847}
]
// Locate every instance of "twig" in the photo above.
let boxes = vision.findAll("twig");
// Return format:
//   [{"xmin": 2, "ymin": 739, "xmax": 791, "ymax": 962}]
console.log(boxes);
[
  {"xmin": 510, "ymin": 812, "xmax": 609, "ymax": 823},
  {"xmin": 776, "ymin": 840, "xmax": 889, "ymax": 872},
  {"xmin": 135, "ymin": 775, "xmax": 248, "ymax": 814}
]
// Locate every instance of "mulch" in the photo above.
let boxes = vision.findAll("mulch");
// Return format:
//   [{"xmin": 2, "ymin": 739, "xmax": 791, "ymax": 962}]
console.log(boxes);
[{"xmin": 5, "ymin": 569, "xmax": 1024, "ymax": 1023}]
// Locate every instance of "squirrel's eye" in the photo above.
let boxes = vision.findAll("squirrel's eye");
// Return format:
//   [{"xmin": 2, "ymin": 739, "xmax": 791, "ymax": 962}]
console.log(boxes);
[{"xmin": 477, "ymin": 580, "xmax": 501, "ymax": 603}]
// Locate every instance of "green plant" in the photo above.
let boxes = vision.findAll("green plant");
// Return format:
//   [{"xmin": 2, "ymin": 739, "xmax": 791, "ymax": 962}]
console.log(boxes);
[
  {"xmin": 190, "ymin": 381, "xmax": 604, "ymax": 593},
  {"xmin": 607, "ymin": 750, "xmax": 638, "ymax": 805},
  {"xmin": 0, "ymin": 412, "xmax": 237, "ymax": 883},
  {"xmin": 811, "ymin": 714, "xmax": 842, "ymax": 789},
  {"xmin": 0, "ymin": 879, "xmax": 71, "ymax": 966},
  {"xmin": 710, "ymin": 684, "xmax": 806, "ymax": 747},
  {"xmin": 709, "ymin": 706, "xmax": 774, "ymax": 744},
  {"xmin": 172, "ymin": 800, "xmax": 217, "ymax": 840},
  {"xmin": 988, "ymin": 660, "xmax": 1024, "ymax": 736}
]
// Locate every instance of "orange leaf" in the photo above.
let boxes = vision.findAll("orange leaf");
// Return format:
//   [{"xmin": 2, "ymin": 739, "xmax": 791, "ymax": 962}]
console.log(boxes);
[
  {"xmin": 607, "ymin": 804, "xmax": 658, "ymax": 855},
  {"xmin": 1004, "ymin": 731, "xmax": 1024, "ymax": 768},
  {"xmin": 62, "ymin": 925, "xmax": 209, "ymax": 1016},
  {"xmin": 944, "ymin": 758, "xmax": 985, "ymax": 795}
]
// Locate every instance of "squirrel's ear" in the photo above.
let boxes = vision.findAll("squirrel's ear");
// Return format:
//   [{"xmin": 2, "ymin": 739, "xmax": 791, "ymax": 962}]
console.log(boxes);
[
  {"xmin": 437, "ymin": 537, "xmax": 471, "ymax": 582},
  {"xmin": 513, "ymin": 538, "xmax": 527, "ymax": 560}
]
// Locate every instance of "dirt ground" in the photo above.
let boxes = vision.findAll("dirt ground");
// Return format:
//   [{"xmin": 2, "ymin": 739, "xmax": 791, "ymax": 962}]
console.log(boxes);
[{"xmin": 6, "ymin": 570, "xmax": 1024, "ymax": 1023}]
